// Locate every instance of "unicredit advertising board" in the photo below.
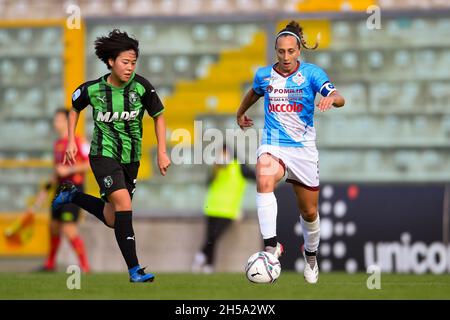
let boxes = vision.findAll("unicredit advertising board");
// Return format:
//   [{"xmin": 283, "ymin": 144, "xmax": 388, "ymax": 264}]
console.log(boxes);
[{"xmin": 275, "ymin": 183, "xmax": 449, "ymax": 274}]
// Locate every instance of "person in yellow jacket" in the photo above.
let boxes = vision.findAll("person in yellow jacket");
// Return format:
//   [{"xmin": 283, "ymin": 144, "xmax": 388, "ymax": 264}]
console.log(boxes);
[{"xmin": 191, "ymin": 144, "xmax": 255, "ymax": 273}]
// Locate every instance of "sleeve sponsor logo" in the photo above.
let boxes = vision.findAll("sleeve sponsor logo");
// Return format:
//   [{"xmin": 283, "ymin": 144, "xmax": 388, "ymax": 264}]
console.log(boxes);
[{"xmin": 72, "ymin": 88, "xmax": 81, "ymax": 101}]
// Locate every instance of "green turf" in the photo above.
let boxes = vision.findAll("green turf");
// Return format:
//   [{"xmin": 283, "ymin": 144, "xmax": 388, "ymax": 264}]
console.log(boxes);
[{"xmin": 1, "ymin": 272, "xmax": 449, "ymax": 300}]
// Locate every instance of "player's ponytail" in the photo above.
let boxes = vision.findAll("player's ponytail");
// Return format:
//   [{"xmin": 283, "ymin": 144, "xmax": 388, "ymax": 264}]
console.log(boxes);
[{"xmin": 276, "ymin": 21, "xmax": 319, "ymax": 50}]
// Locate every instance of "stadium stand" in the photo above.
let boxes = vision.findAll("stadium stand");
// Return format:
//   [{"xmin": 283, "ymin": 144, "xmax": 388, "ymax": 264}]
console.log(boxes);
[{"xmin": 0, "ymin": 1, "xmax": 450, "ymax": 216}]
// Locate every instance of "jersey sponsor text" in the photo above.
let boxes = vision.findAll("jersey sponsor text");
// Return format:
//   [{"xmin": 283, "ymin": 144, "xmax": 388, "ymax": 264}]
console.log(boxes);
[{"xmin": 96, "ymin": 110, "xmax": 140, "ymax": 122}]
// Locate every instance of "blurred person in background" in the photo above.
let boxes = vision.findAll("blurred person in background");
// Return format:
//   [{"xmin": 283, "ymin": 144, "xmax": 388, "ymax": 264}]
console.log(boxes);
[
  {"xmin": 236, "ymin": 21, "xmax": 345, "ymax": 284},
  {"xmin": 191, "ymin": 143, "xmax": 255, "ymax": 273},
  {"xmin": 52, "ymin": 29, "xmax": 170, "ymax": 283},
  {"xmin": 37, "ymin": 108, "xmax": 90, "ymax": 272}
]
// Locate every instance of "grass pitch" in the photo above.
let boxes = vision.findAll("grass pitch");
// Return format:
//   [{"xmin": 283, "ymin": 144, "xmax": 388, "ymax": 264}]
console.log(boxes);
[{"xmin": 1, "ymin": 272, "xmax": 450, "ymax": 300}]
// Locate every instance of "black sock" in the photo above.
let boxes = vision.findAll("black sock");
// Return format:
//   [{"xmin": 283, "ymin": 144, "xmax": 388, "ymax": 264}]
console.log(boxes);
[
  {"xmin": 264, "ymin": 237, "xmax": 277, "ymax": 248},
  {"xmin": 114, "ymin": 211, "xmax": 139, "ymax": 270},
  {"xmin": 202, "ymin": 243, "xmax": 214, "ymax": 265},
  {"xmin": 201, "ymin": 217, "xmax": 231, "ymax": 265},
  {"xmin": 72, "ymin": 192, "xmax": 108, "ymax": 227}
]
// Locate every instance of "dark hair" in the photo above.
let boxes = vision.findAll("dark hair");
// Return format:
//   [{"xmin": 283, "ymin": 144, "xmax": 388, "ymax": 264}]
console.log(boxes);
[
  {"xmin": 276, "ymin": 21, "xmax": 319, "ymax": 50},
  {"xmin": 94, "ymin": 29, "xmax": 139, "ymax": 69},
  {"xmin": 55, "ymin": 108, "xmax": 69, "ymax": 117}
]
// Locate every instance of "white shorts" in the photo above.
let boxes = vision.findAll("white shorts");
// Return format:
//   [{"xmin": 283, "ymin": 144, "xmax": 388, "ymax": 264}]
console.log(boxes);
[{"xmin": 257, "ymin": 144, "xmax": 319, "ymax": 190}]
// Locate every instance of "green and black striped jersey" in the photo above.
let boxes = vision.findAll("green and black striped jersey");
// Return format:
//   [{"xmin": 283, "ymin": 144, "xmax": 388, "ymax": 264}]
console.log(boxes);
[{"xmin": 71, "ymin": 72, "xmax": 164, "ymax": 164}]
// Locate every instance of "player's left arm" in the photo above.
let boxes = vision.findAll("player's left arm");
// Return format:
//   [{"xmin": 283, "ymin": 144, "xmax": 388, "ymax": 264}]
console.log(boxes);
[
  {"xmin": 154, "ymin": 113, "xmax": 171, "ymax": 176},
  {"xmin": 317, "ymin": 90, "xmax": 345, "ymax": 112},
  {"xmin": 312, "ymin": 66, "xmax": 345, "ymax": 112},
  {"xmin": 141, "ymin": 77, "xmax": 171, "ymax": 176}
]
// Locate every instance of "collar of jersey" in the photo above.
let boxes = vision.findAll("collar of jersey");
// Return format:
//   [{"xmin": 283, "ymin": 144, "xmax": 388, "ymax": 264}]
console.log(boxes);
[
  {"xmin": 102, "ymin": 72, "xmax": 135, "ymax": 89},
  {"xmin": 272, "ymin": 61, "xmax": 300, "ymax": 78}
]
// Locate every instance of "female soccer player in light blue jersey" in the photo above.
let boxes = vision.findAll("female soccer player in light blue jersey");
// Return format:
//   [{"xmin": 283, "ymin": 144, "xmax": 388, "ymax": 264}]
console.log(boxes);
[{"xmin": 237, "ymin": 21, "xmax": 345, "ymax": 284}]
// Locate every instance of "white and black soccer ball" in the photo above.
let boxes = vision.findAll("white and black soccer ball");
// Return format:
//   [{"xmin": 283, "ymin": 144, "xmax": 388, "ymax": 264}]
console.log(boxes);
[{"xmin": 245, "ymin": 251, "xmax": 281, "ymax": 284}]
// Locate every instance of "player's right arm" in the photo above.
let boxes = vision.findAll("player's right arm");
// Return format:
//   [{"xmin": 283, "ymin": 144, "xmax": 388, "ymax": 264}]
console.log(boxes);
[
  {"xmin": 65, "ymin": 84, "xmax": 90, "ymax": 165},
  {"xmin": 64, "ymin": 110, "xmax": 80, "ymax": 165},
  {"xmin": 236, "ymin": 89, "xmax": 260, "ymax": 129},
  {"xmin": 236, "ymin": 68, "xmax": 264, "ymax": 130}
]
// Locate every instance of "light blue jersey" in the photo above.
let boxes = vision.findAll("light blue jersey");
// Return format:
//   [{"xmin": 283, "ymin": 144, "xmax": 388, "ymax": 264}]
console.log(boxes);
[{"xmin": 253, "ymin": 62, "xmax": 336, "ymax": 147}]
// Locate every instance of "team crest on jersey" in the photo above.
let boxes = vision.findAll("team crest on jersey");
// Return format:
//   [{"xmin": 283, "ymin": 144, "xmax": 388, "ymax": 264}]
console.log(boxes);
[
  {"xmin": 292, "ymin": 72, "xmax": 305, "ymax": 86},
  {"xmin": 103, "ymin": 176, "xmax": 113, "ymax": 188},
  {"xmin": 128, "ymin": 91, "xmax": 139, "ymax": 104}
]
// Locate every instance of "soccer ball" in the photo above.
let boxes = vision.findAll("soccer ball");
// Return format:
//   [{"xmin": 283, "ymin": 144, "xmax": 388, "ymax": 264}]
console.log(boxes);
[{"xmin": 245, "ymin": 251, "xmax": 281, "ymax": 284}]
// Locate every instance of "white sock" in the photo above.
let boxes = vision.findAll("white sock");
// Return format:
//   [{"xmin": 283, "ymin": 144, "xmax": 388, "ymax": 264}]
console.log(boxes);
[
  {"xmin": 301, "ymin": 214, "xmax": 320, "ymax": 253},
  {"xmin": 256, "ymin": 192, "xmax": 277, "ymax": 240}
]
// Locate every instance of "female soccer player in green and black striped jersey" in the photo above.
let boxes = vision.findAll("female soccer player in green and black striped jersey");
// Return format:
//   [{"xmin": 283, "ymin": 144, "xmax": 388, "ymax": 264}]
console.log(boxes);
[{"xmin": 52, "ymin": 29, "xmax": 170, "ymax": 282}]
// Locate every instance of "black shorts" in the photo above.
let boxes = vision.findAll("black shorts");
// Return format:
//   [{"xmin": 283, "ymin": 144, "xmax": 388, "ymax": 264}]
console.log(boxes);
[
  {"xmin": 89, "ymin": 155, "xmax": 139, "ymax": 202},
  {"xmin": 52, "ymin": 184, "xmax": 83, "ymax": 222}
]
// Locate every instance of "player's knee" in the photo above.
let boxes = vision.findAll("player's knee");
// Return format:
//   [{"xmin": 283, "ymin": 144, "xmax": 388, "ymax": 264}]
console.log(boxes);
[
  {"xmin": 108, "ymin": 190, "xmax": 132, "ymax": 212},
  {"xmin": 301, "ymin": 207, "xmax": 318, "ymax": 222},
  {"xmin": 257, "ymin": 177, "xmax": 275, "ymax": 193}
]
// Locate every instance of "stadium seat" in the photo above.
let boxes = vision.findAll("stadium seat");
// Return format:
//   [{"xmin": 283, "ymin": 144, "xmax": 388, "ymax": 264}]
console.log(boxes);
[
  {"xmin": 147, "ymin": 56, "xmax": 165, "ymax": 73},
  {"xmin": 111, "ymin": 0, "xmax": 127, "ymax": 13},
  {"xmin": 81, "ymin": 0, "xmax": 112, "ymax": 16},
  {"xmin": 393, "ymin": 49, "xmax": 412, "ymax": 77},
  {"xmin": 173, "ymin": 55, "xmax": 191, "ymax": 74},
  {"xmin": 368, "ymin": 51, "xmax": 384, "ymax": 69},
  {"xmin": 129, "ymin": 0, "xmax": 154, "ymax": 15},
  {"xmin": 442, "ymin": 116, "xmax": 450, "ymax": 136},
  {"xmin": 179, "ymin": 0, "xmax": 203, "ymax": 15},
  {"xmin": 422, "ymin": 150, "xmax": 443, "ymax": 170},
  {"xmin": 40, "ymin": 29, "xmax": 59, "ymax": 46},
  {"xmin": 0, "ymin": 30, "xmax": 10, "ymax": 46},
  {"xmin": 0, "ymin": 59, "xmax": 16, "ymax": 78},
  {"xmin": 334, "ymin": 21, "xmax": 352, "ymax": 38},
  {"xmin": 315, "ymin": 52, "xmax": 332, "ymax": 70},
  {"xmin": 23, "ymin": 58, "xmax": 39, "ymax": 76},
  {"xmin": 192, "ymin": 24, "xmax": 209, "ymax": 42},
  {"xmin": 398, "ymin": 82, "xmax": 420, "ymax": 111},
  {"xmin": 8, "ymin": 0, "xmax": 29, "ymax": 18},
  {"xmin": 160, "ymin": 0, "xmax": 177, "ymax": 14},
  {"xmin": 364, "ymin": 150, "xmax": 382, "ymax": 171},
  {"xmin": 17, "ymin": 28, "xmax": 33, "ymax": 45},
  {"xmin": 217, "ymin": 24, "xmax": 235, "ymax": 42},
  {"xmin": 342, "ymin": 51, "xmax": 359, "ymax": 70},
  {"xmin": 47, "ymin": 57, "xmax": 62, "ymax": 75}
]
